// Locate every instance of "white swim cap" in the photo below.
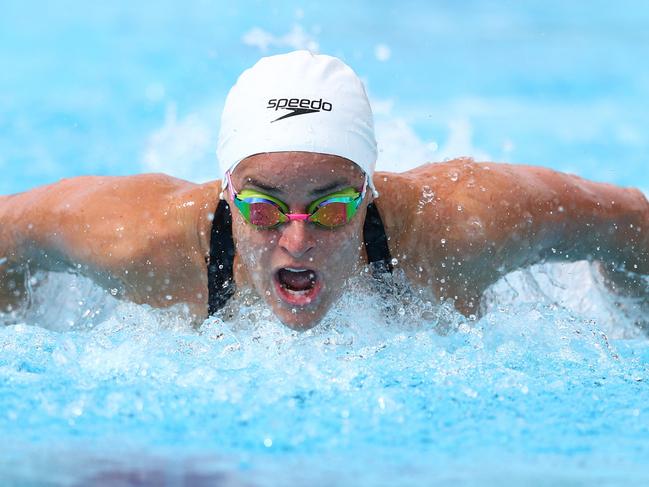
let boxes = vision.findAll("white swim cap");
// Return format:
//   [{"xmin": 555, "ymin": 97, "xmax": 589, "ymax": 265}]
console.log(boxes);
[{"xmin": 217, "ymin": 50, "xmax": 378, "ymax": 195}]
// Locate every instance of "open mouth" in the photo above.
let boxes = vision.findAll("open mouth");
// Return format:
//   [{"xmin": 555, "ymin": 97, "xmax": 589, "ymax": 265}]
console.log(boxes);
[{"xmin": 273, "ymin": 267, "xmax": 322, "ymax": 306}]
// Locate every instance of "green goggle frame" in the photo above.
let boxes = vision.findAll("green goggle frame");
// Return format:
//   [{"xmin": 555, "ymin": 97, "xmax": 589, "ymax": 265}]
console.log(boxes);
[{"xmin": 232, "ymin": 186, "xmax": 364, "ymax": 229}]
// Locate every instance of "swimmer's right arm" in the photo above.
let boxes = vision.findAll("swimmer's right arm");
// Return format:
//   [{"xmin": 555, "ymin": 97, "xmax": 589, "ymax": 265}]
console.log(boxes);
[
  {"xmin": 0, "ymin": 180, "xmax": 119, "ymax": 312},
  {"xmin": 0, "ymin": 175, "xmax": 219, "ymax": 316}
]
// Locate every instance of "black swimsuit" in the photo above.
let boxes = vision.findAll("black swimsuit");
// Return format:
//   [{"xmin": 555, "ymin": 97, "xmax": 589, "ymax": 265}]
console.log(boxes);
[{"xmin": 207, "ymin": 200, "xmax": 393, "ymax": 315}]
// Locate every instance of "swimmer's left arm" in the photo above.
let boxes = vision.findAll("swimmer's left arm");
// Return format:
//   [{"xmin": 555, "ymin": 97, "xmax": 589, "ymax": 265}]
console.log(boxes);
[
  {"xmin": 378, "ymin": 160, "xmax": 648, "ymax": 314},
  {"xmin": 0, "ymin": 194, "xmax": 30, "ymax": 313},
  {"xmin": 463, "ymin": 162, "xmax": 649, "ymax": 274}
]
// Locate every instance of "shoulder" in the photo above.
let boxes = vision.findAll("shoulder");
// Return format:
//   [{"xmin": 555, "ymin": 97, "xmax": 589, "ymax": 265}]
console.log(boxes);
[
  {"xmin": 374, "ymin": 158, "xmax": 488, "ymax": 222},
  {"xmin": 76, "ymin": 175, "xmax": 222, "ymax": 260},
  {"xmin": 50, "ymin": 173, "xmax": 199, "ymax": 202},
  {"xmin": 372, "ymin": 158, "xmax": 521, "ymax": 261},
  {"xmin": 41, "ymin": 173, "xmax": 221, "ymax": 217},
  {"xmin": 376, "ymin": 158, "xmax": 569, "ymax": 207},
  {"xmin": 28, "ymin": 173, "xmax": 222, "ymax": 268}
]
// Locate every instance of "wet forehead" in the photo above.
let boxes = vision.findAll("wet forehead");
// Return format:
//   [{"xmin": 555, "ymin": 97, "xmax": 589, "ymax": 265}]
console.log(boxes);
[{"xmin": 232, "ymin": 152, "xmax": 365, "ymax": 195}]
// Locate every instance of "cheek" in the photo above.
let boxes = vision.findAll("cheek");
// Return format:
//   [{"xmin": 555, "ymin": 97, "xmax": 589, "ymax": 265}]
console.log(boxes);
[
  {"xmin": 317, "ymin": 223, "xmax": 364, "ymax": 274},
  {"xmin": 232, "ymin": 221, "xmax": 275, "ymax": 276}
]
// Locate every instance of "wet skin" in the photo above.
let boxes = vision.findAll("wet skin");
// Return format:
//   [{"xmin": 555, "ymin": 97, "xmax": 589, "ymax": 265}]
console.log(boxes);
[
  {"xmin": 0, "ymin": 153, "xmax": 647, "ymax": 329},
  {"xmin": 227, "ymin": 153, "xmax": 368, "ymax": 329}
]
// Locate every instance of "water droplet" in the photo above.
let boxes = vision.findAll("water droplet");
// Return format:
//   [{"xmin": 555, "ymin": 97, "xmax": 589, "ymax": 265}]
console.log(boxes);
[
  {"xmin": 110, "ymin": 288, "xmax": 118, "ymax": 296},
  {"xmin": 421, "ymin": 185, "xmax": 435, "ymax": 202},
  {"xmin": 449, "ymin": 170, "xmax": 459, "ymax": 182},
  {"xmin": 390, "ymin": 258, "xmax": 398, "ymax": 266},
  {"xmin": 263, "ymin": 438, "xmax": 273, "ymax": 447}
]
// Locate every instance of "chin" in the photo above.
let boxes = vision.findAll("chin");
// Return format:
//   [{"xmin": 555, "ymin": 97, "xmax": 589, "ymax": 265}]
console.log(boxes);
[{"xmin": 273, "ymin": 306, "xmax": 325, "ymax": 330}]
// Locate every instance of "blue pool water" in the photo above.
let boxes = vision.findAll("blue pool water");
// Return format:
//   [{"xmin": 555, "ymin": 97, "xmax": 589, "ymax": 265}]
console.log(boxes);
[
  {"xmin": 1, "ymin": 1, "xmax": 649, "ymax": 485},
  {"xmin": 1, "ymin": 269, "xmax": 648, "ymax": 486}
]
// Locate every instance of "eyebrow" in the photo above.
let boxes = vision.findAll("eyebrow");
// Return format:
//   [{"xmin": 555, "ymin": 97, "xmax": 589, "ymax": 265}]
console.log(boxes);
[
  {"xmin": 243, "ymin": 178, "xmax": 351, "ymax": 197},
  {"xmin": 244, "ymin": 178, "xmax": 280, "ymax": 193},
  {"xmin": 309, "ymin": 180, "xmax": 349, "ymax": 197}
]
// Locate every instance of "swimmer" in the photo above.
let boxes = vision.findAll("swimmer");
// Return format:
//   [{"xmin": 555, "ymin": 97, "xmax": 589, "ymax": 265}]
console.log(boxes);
[{"xmin": 1, "ymin": 50, "xmax": 647, "ymax": 329}]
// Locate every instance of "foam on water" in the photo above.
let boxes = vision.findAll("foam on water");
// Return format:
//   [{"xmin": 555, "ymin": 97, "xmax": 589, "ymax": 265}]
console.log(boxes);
[{"xmin": 1, "ymin": 263, "xmax": 648, "ymax": 485}]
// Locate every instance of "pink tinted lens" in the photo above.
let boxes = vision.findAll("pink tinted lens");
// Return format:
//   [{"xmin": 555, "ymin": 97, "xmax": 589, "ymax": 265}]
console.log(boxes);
[
  {"xmin": 311, "ymin": 202, "xmax": 349, "ymax": 227},
  {"xmin": 249, "ymin": 202, "xmax": 285, "ymax": 227}
]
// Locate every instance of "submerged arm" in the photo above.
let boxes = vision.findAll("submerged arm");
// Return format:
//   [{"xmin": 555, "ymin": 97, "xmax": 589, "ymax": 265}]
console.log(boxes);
[{"xmin": 377, "ymin": 159, "xmax": 648, "ymax": 314}]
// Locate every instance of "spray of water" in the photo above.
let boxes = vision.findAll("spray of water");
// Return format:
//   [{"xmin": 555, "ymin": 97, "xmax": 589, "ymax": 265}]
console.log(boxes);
[{"xmin": 1, "ymin": 263, "xmax": 647, "ymax": 486}]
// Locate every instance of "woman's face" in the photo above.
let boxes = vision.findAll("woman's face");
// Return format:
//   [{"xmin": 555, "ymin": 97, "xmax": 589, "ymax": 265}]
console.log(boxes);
[{"xmin": 228, "ymin": 152, "xmax": 369, "ymax": 330}]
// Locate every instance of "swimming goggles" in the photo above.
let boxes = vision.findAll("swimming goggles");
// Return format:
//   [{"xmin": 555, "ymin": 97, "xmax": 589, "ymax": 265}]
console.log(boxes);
[{"xmin": 226, "ymin": 171, "xmax": 367, "ymax": 229}]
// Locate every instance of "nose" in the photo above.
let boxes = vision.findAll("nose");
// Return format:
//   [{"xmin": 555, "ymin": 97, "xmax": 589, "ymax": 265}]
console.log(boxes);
[{"xmin": 278, "ymin": 220, "xmax": 316, "ymax": 259}]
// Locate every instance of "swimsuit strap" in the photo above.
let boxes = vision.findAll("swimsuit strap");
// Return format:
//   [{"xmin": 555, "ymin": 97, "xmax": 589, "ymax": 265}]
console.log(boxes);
[
  {"xmin": 207, "ymin": 199, "xmax": 236, "ymax": 315},
  {"xmin": 363, "ymin": 202, "xmax": 394, "ymax": 276},
  {"xmin": 207, "ymin": 201, "xmax": 393, "ymax": 315}
]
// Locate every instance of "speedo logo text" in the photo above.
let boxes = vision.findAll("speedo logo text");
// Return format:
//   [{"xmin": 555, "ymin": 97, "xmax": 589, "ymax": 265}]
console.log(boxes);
[{"xmin": 267, "ymin": 98, "xmax": 333, "ymax": 123}]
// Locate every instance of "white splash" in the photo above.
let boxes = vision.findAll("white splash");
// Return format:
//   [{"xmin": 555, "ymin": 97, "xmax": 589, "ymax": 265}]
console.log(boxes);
[
  {"xmin": 242, "ymin": 25, "xmax": 319, "ymax": 53},
  {"xmin": 372, "ymin": 95, "xmax": 491, "ymax": 172},
  {"xmin": 140, "ymin": 103, "xmax": 220, "ymax": 183},
  {"xmin": 374, "ymin": 44, "xmax": 391, "ymax": 62}
]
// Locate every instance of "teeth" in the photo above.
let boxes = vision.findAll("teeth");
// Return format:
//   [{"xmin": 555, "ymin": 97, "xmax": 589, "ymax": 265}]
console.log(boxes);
[
  {"xmin": 285, "ymin": 268, "xmax": 308, "ymax": 272},
  {"xmin": 286, "ymin": 289, "xmax": 309, "ymax": 295}
]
